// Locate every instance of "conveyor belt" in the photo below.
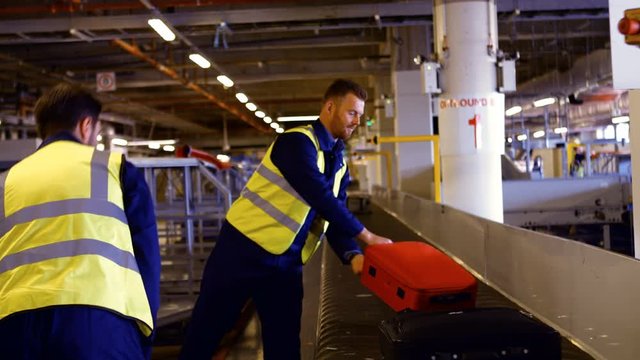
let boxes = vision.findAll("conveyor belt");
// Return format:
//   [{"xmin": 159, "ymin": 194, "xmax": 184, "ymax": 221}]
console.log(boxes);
[{"xmin": 314, "ymin": 203, "xmax": 595, "ymax": 360}]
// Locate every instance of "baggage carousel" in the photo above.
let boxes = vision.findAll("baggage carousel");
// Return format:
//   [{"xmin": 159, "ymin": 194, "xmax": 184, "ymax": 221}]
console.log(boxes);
[{"xmin": 152, "ymin": 203, "xmax": 595, "ymax": 359}]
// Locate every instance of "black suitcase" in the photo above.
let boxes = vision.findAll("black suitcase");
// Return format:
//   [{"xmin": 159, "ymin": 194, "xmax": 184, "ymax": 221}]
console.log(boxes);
[{"xmin": 379, "ymin": 307, "xmax": 561, "ymax": 360}]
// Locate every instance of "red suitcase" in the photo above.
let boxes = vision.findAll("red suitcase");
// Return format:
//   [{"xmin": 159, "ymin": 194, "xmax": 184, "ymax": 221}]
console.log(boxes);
[{"xmin": 360, "ymin": 241, "xmax": 477, "ymax": 312}]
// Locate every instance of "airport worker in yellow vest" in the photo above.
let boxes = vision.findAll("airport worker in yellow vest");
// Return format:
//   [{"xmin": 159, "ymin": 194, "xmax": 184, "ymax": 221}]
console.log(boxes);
[
  {"xmin": 0, "ymin": 83, "xmax": 160, "ymax": 359},
  {"xmin": 180, "ymin": 79, "xmax": 393, "ymax": 360}
]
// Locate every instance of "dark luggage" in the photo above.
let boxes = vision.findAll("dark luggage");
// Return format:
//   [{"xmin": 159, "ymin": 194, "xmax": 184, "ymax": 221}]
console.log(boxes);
[
  {"xmin": 361, "ymin": 241, "xmax": 477, "ymax": 312},
  {"xmin": 379, "ymin": 307, "xmax": 562, "ymax": 360}
]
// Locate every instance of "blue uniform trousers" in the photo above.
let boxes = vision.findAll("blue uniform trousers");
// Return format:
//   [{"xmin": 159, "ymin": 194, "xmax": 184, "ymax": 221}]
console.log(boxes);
[
  {"xmin": 0, "ymin": 306, "xmax": 149, "ymax": 359},
  {"xmin": 180, "ymin": 230, "xmax": 304, "ymax": 360}
]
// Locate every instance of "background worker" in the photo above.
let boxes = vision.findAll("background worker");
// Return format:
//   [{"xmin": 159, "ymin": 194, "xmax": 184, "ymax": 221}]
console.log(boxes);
[
  {"xmin": 180, "ymin": 79, "xmax": 393, "ymax": 360},
  {"xmin": 0, "ymin": 83, "xmax": 160, "ymax": 359}
]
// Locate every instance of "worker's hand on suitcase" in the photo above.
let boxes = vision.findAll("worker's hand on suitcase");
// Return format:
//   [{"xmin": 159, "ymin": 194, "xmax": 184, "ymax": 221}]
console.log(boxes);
[
  {"xmin": 357, "ymin": 228, "xmax": 393, "ymax": 246},
  {"xmin": 350, "ymin": 254, "xmax": 365, "ymax": 275}
]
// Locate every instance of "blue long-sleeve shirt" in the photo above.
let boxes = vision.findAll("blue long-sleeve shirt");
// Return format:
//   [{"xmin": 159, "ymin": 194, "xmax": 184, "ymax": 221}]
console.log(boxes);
[
  {"xmin": 222, "ymin": 120, "xmax": 364, "ymax": 265},
  {"xmin": 38, "ymin": 132, "xmax": 160, "ymax": 329}
]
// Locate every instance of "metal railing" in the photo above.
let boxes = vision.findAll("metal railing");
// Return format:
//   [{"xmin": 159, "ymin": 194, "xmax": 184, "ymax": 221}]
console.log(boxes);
[{"xmin": 130, "ymin": 157, "xmax": 235, "ymax": 324}]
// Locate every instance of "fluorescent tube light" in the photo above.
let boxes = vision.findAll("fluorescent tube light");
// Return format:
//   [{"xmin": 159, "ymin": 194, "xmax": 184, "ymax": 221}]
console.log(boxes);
[
  {"xmin": 612, "ymin": 115, "xmax": 630, "ymax": 124},
  {"xmin": 217, "ymin": 75, "xmax": 234, "ymax": 88},
  {"xmin": 111, "ymin": 138, "xmax": 128, "ymax": 146},
  {"xmin": 505, "ymin": 106, "xmax": 522, "ymax": 116},
  {"xmin": 216, "ymin": 154, "xmax": 230, "ymax": 162},
  {"xmin": 235, "ymin": 93, "xmax": 248, "ymax": 103},
  {"xmin": 127, "ymin": 139, "xmax": 177, "ymax": 146},
  {"xmin": 554, "ymin": 127, "xmax": 568, "ymax": 134},
  {"xmin": 533, "ymin": 97, "xmax": 556, "ymax": 107},
  {"xmin": 189, "ymin": 53, "xmax": 211, "ymax": 69},
  {"xmin": 147, "ymin": 19, "xmax": 176, "ymax": 42},
  {"xmin": 148, "ymin": 143, "xmax": 161, "ymax": 150},
  {"xmin": 277, "ymin": 115, "xmax": 318, "ymax": 122}
]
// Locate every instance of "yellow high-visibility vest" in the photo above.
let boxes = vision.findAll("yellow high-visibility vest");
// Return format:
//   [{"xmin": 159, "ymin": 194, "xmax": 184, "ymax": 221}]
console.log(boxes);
[
  {"xmin": 0, "ymin": 141, "xmax": 153, "ymax": 336},
  {"xmin": 226, "ymin": 125, "xmax": 347, "ymax": 264}
]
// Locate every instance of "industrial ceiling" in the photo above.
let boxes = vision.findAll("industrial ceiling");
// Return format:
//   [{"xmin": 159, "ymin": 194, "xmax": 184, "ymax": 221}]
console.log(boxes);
[{"xmin": 0, "ymin": 0, "xmax": 612, "ymax": 151}]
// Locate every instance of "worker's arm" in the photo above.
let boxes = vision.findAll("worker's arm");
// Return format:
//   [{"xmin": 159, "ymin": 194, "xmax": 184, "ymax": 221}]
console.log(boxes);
[
  {"xmin": 271, "ymin": 132, "xmax": 391, "ymax": 266},
  {"xmin": 121, "ymin": 160, "xmax": 161, "ymax": 333}
]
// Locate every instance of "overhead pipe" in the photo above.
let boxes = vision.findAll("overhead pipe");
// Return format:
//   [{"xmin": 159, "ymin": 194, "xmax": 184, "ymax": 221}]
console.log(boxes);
[
  {"xmin": 372, "ymin": 135, "xmax": 441, "ymax": 203},
  {"xmin": 112, "ymin": 38, "xmax": 269, "ymax": 133}
]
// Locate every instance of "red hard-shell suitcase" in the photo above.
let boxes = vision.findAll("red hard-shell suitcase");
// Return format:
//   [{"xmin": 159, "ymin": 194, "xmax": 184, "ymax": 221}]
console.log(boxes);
[{"xmin": 360, "ymin": 241, "xmax": 477, "ymax": 312}]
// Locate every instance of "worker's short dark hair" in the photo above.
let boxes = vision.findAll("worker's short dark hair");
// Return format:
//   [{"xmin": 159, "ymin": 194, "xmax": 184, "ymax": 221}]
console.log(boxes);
[
  {"xmin": 323, "ymin": 79, "xmax": 368, "ymax": 104},
  {"xmin": 34, "ymin": 83, "xmax": 102, "ymax": 139}
]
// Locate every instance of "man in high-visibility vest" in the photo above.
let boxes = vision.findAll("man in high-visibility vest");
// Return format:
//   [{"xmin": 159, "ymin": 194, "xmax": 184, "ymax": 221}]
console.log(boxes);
[
  {"xmin": 0, "ymin": 83, "xmax": 160, "ymax": 359},
  {"xmin": 180, "ymin": 79, "xmax": 393, "ymax": 360}
]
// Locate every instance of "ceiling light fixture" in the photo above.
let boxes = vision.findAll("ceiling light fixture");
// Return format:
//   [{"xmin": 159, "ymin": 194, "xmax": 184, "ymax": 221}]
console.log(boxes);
[
  {"xmin": 276, "ymin": 128, "xmax": 284, "ymax": 133},
  {"xmin": 533, "ymin": 97, "xmax": 556, "ymax": 107},
  {"xmin": 277, "ymin": 115, "xmax": 318, "ymax": 122},
  {"xmin": 111, "ymin": 138, "xmax": 128, "ymax": 146},
  {"xmin": 245, "ymin": 102, "xmax": 257, "ymax": 111},
  {"xmin": 163, "ymin": 145, "xmax": 175, "ymax": 152},
  {"xmin": 612, "ymin": 115, "xmax": 630, "ymax": 124},
  {"xmin": 270, "ymin": 122, "xmax": 279, "ymax": 129},
  {"xmin": 554, "ymin": 127, "xmax": 568, "ymax": 134},
  {"xmin": 189, "ymin": 53, "xmax": 211, "ymax": 69},
  {"xmin": 516, "ymin": 134, "xmax": 528, "ymax": 141},
  {"xmin": 263, "ymin": 116, "xmax": 273, "ymax": 124},
  {"xmin": 505, "ymin": 106, "xmax": 522, "ymax": 116},
  {"xmin": 147, "ymin": 19, "xmax": 176, "ymax": 41},
  {"xmin": 533, "ymin": 130, "xmax": 545, "ymax": 138},
  {"xmin": 127, "ymin": 139, "xmax": 177, "ymax": 146},
  {"xmin": 255, "ymin": 111, "xmax": 266, "ymax": 118},
  {"xmin": 217, "ymin": 75, "xmax": 234, "ymax": 88},
  {"xmin": 235, "ymin": 93, "xmax": 248, "ymax": 103}
]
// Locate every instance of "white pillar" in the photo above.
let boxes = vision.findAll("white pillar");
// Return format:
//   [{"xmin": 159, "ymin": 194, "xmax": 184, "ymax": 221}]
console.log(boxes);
[
  {"xmin": 434, "ymin": 0, "xmax": 504, "ymax": 222},
  {"xmin": 629, "ymin": 90, "xmax": 640, "ymax": 258}
]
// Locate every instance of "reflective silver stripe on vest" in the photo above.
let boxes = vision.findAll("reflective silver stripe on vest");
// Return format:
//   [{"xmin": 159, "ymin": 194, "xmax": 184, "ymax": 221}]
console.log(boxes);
[
  {"xmin": 0, "ymin": 199, "xmax": 127, "ymax": 238},
  {"xmin": 91, "ymin": 150, "xmax": 110, "ymax": 200},
  {"xmin": 0, "ymin": 238, "xmax": 139, "ymax": 275},
  {"xmin": 255, "ymin": 165, "xmax": 308, "ymax": 205},
  {"xmin": 241, "ymin": 188, "xmax": 300, "ymax": 233},
  {"xmin": 0, "ymin": 171, "xmax": 7, "ymax": 219}
]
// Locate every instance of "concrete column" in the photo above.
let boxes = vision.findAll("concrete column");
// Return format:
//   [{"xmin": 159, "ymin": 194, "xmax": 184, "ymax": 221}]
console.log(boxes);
[
  {"xmin": 390, "ymin": 26, "xmax": 435, "ymax": 199},
  {"xmin": 434, "ymin": 0, "xmax": 505, "ymax": 222},
  {"xmin": 629, "ymin": 90, "xmax": 640, "ymax": 258}
]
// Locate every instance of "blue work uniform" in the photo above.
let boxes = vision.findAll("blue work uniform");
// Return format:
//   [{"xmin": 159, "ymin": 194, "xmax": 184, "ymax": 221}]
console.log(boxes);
[
  {"xmin": 180, "ymin": 120, "xmax": 364, "ymax": 360},
  {"xmin": 0, "ymin": 131, "xmax": 160, "ymax": 360}
]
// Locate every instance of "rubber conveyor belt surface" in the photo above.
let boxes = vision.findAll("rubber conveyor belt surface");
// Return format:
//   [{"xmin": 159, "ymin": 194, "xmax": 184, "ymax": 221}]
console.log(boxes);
[{"xmin": 314, "ymin": 203, "xmax": 594, "ymax": 360}]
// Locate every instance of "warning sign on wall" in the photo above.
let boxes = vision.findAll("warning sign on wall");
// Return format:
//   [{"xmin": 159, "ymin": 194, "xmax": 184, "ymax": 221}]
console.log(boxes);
[{"xmin": 96, "ymin": 72, "xmax": 116, "ymax": 92}]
